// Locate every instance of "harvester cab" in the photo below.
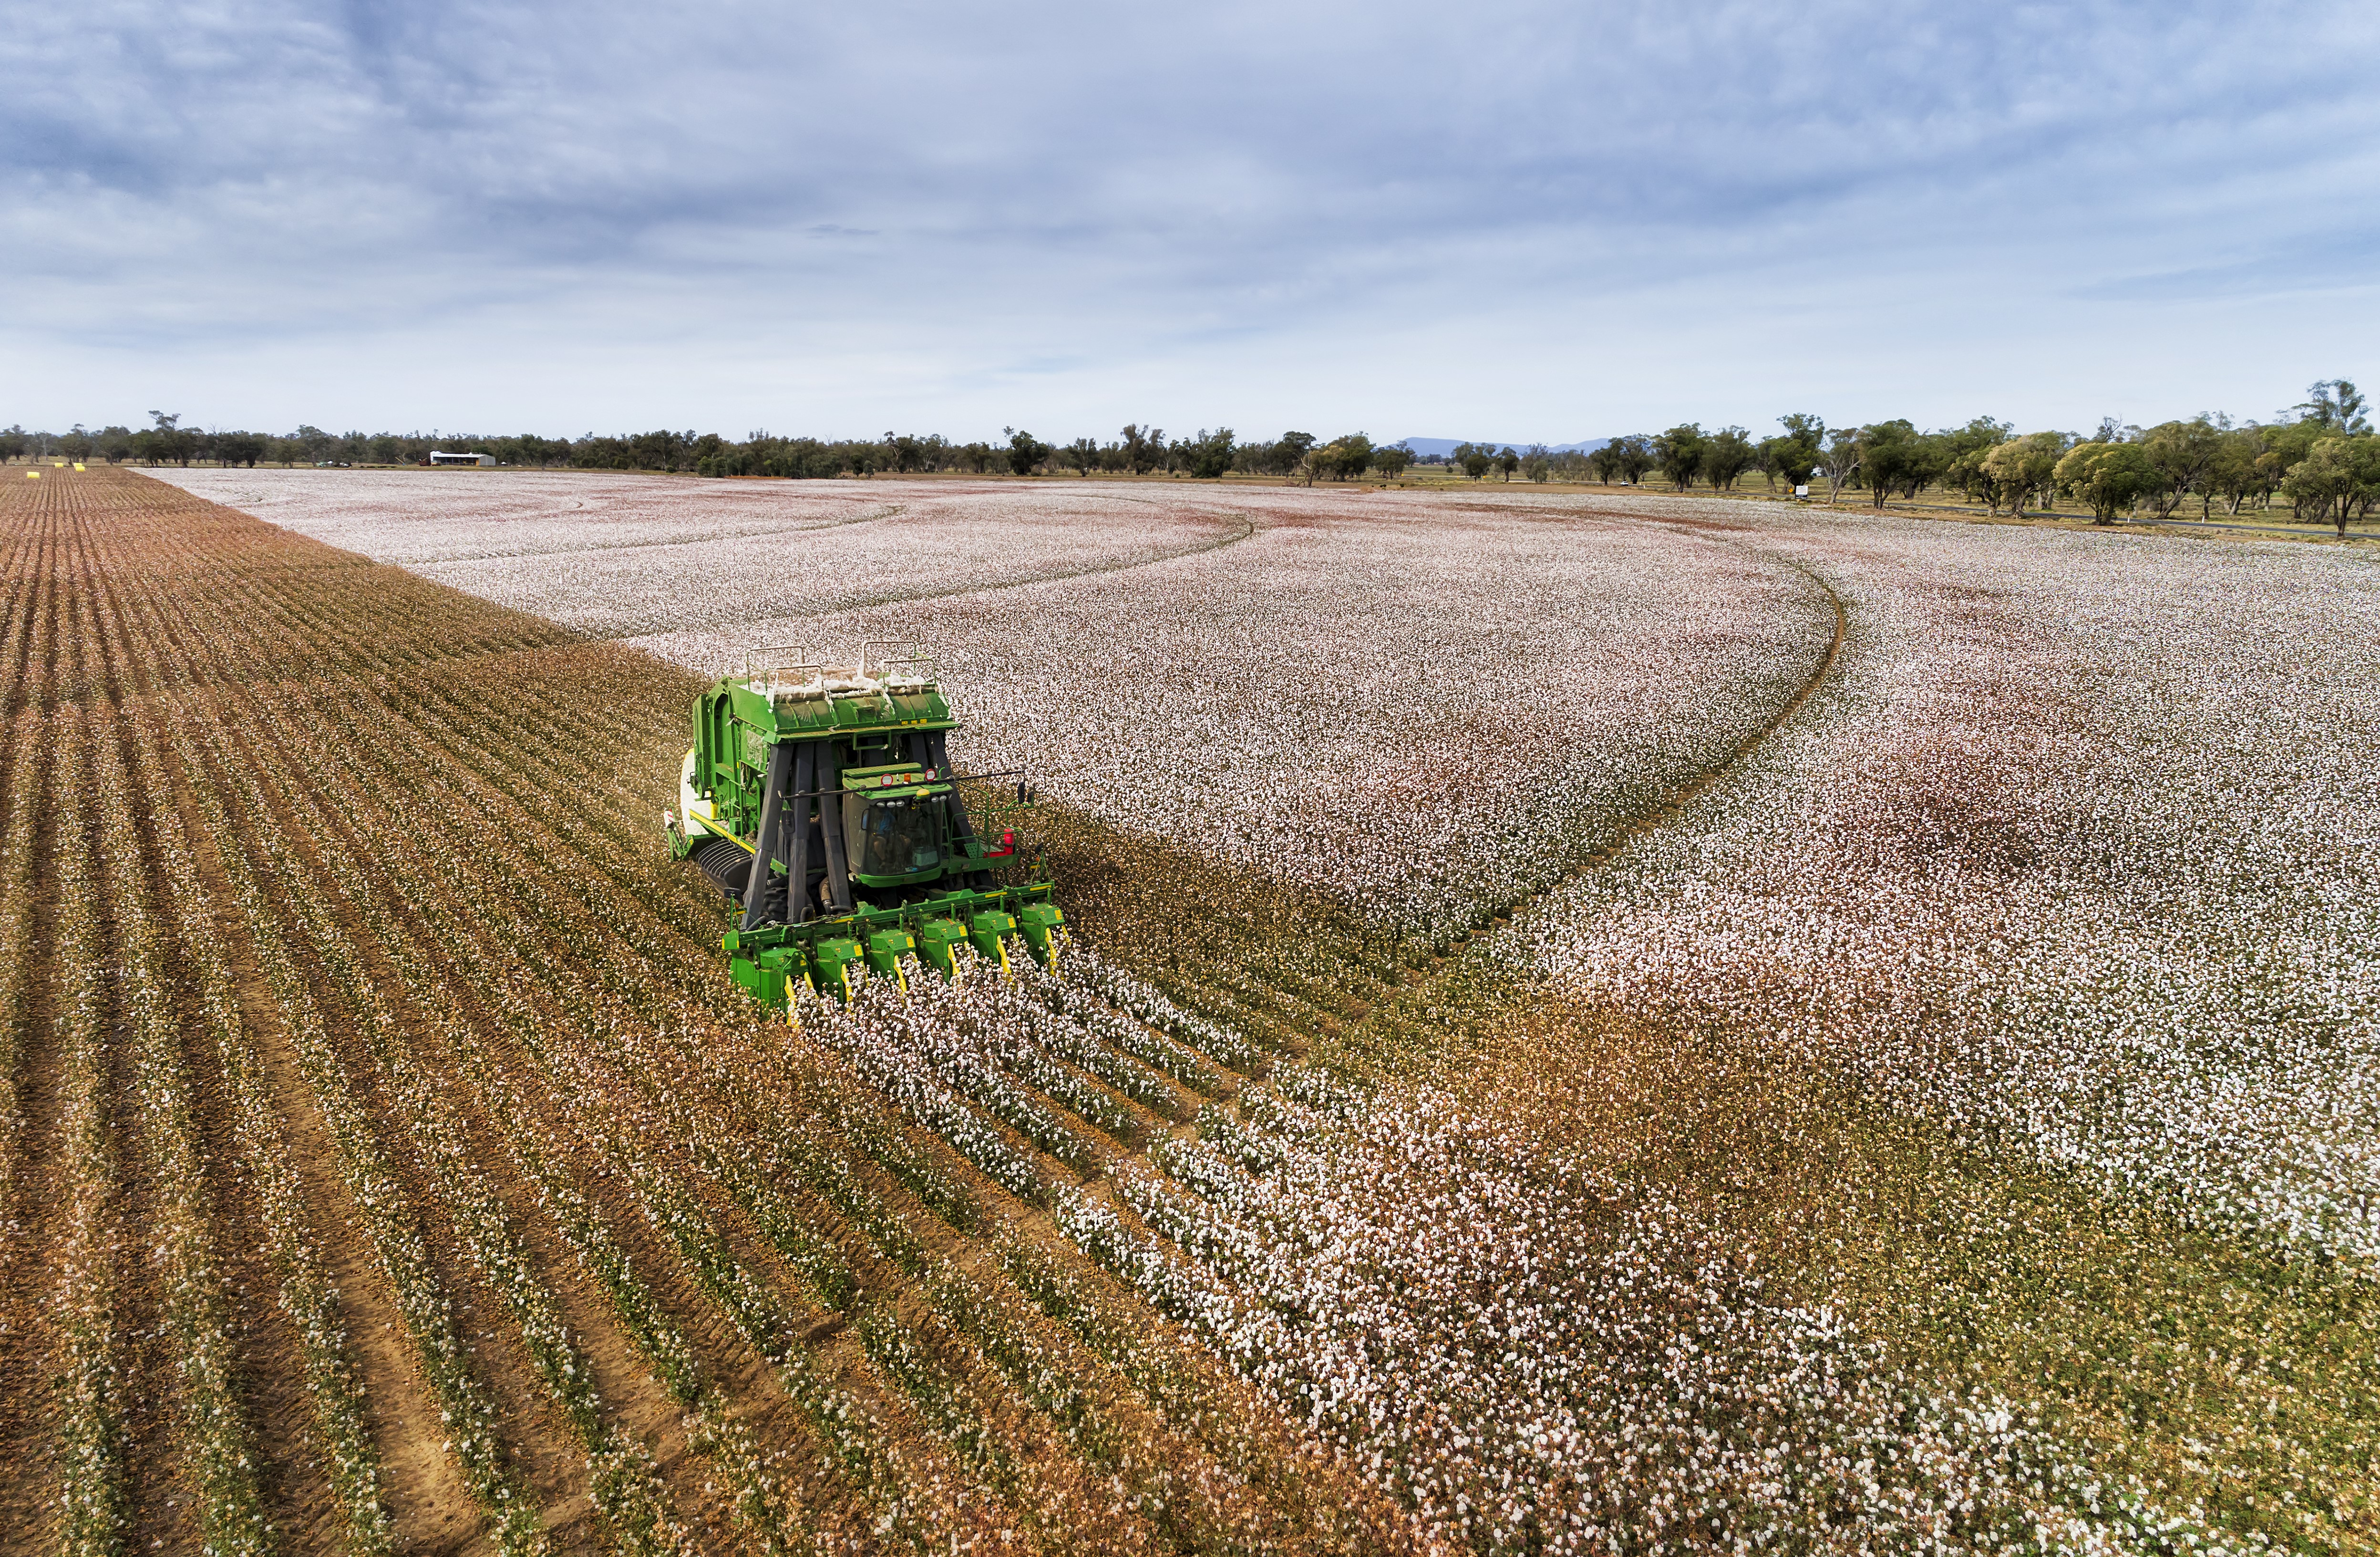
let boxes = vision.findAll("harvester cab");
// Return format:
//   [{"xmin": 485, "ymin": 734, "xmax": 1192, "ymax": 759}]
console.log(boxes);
[{"xmin": 663, "ymin": 645, "xmax": 1063, "ymax": 1008}]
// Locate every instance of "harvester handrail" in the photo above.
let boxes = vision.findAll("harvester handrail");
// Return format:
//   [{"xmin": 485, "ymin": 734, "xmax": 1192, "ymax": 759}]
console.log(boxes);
[
  {"xmin": 742, "ymin": 644, "xmax": 819, "ymax": 679},
  {"xmin": 782, "ymin": 766, "xmax": 1025, "ymax": 802},
  {"xmin": 742, "ymin": 641, "xmax": 938, "ymax": 686}
]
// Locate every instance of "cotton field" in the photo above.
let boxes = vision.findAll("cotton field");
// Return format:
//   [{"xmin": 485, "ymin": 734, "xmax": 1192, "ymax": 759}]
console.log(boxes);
[
  {"xmin": 1513, "ymin": 516, "xmax": 2380, "ymax": 1263},
  {"xmin": 154, "ymin": 468, "xmax": 1836, "ymax": 941},
  {"xmin": 57, "ymin": 465, "xmax": 2379, "ymax": 1553}
]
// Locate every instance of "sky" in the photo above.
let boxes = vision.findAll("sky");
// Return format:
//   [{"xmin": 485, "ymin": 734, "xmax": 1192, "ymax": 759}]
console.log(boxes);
[{"xmin": 6, "ymin": 0, "xmax": 2378, "ymax": 443}]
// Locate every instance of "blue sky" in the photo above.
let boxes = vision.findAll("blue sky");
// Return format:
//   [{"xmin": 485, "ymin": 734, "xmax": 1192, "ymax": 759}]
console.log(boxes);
[{"xmin": 6, "ymin": 0, "xmax": 2376, "ymax": 442}]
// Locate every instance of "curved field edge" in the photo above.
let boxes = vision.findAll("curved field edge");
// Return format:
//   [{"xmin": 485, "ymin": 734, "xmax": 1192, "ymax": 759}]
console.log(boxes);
[
  {"xmin": 1122, "ymin": 511, "xmax": 2375, "ymax": 1551},
  {"xmin": 138, "ymin": 469, "xmax": 1840, "ymax": 952},
  {"xmin": 1441, "ymin": 520, "xmax": 2380, "ymax": 1551}
]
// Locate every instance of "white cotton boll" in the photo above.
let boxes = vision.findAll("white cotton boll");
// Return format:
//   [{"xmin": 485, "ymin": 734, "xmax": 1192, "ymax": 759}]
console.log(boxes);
[{"xmin": 1515, "ymin": 512, "xmax": 2380, "ymax": 1269}]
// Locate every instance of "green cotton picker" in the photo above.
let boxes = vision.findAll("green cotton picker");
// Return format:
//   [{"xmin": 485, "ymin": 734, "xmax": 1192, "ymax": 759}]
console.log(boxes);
[{"xmin": 664, "ymin": 645, "xmax": 1064, "ymax": 1006}]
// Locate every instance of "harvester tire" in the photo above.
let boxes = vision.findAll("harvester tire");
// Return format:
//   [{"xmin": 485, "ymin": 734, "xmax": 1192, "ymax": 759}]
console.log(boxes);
[{"xmin": 692, "ymin": 836, "xmax": 752, "ymax": 898}]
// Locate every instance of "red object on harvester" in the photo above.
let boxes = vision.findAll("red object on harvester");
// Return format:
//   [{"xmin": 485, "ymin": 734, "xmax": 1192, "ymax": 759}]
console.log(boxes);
[{"xmin": 986, "ymin": 828, "xmax": 1017, "ymax": 858}]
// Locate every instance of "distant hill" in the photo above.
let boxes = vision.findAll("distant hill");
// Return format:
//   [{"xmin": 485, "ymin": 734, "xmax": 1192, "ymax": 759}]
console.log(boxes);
[{"xmin": 1393, "ymin": 436, "xmax": 1610, "ymax": 458}]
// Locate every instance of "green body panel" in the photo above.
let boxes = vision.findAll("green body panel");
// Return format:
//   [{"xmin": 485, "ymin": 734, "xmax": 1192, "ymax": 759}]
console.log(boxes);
[
  {"xmin": 967, "ymin": 909, "xmax": 1017, "ymax": 961},
  {"xmin": 669, "ymin": 652, "xmax": 1064, "ymax": 1007},
  {"xmin": 812, "ymin": 937, "xmax": 864, "ymax": 996},
  {"xmin": 915, "ymin": 916, "xmax": 968, "ymax": 974},
  {"xmin": 687, "ymin": 670, "xmax": 958, "ymax": 844}
]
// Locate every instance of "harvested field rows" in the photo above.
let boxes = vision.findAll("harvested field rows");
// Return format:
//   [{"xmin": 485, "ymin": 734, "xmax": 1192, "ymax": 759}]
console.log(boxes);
[
  {"xmin": 0, "ymin": 470, "xmax": 1403, "ymax": 1556},
  {"xmin": 23, "ymin": 467, "xmax": 2380, "ymax": 1555}
]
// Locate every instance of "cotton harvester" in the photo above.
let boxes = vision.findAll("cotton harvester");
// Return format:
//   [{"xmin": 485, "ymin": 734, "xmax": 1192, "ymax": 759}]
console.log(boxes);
[{"xmin": 663, "ymin": 646, "xmax": 1064, "ymax": 1007}]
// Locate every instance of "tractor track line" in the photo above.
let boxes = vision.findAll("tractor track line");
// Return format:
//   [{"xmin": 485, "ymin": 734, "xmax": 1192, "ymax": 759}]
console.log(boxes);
[
  {"xmin": 397, "ymin": 501, "xmax": 911, "ymax": 566},
  {"xmin": 1528, "ymin": 526, "xmax": 1846, "ymax": 897},
  {"xmin": 1063, "ymin": 525, "xmax": 1849, "ymax": 1218},
  {"xmin": 1312, "ymin": 511, "xmax": 1850, "ymax": 970},
  {"xmin": 1208, "ymin": 494, "xmax": 1847, "ymax": 953},
  {"xmin": 608, "ymin": 509, "xmax": 1261, "ymax": 642},
  {"xmin": 164, "ymin": 466, "xmax": 1261, "ymax": 665},
  {"xmin": 1123, "ymin": 523, "xmax": 1847, "ymax": 1133}
]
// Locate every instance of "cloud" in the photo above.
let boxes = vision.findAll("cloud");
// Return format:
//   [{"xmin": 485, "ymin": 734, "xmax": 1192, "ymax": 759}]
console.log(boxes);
[{"xmin": 4, "ymin": 0, "xmax": 2377, "ymax": 436}]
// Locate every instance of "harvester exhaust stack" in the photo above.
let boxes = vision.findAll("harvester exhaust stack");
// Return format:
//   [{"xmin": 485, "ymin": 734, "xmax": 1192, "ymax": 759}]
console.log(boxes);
[{"xmin": 666, "ymin": 645, "xmax": 1063, "ymax": 1006}]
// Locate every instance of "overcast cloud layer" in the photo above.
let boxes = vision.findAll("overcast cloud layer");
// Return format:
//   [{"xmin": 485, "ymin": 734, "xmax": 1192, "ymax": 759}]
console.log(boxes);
[{"xmin": 6, "ymin": 0, "xmax": 2377, "ymax": 440}]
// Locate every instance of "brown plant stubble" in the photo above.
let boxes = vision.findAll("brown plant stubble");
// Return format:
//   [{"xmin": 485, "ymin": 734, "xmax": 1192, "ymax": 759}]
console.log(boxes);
[{"xmin": 0, "ymin": 465, "xmax": 1411, "ymax": 1556}]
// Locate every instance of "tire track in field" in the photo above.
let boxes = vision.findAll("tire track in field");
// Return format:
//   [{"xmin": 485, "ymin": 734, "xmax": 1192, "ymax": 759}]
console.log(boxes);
[
  {"xmin": 610, "ymin": 504, "xmax": 1260, "ymax": 651},
  {"xmin": 1519, "ymin": 522, "xmax": 1848, "ymax": 902},
  {"xmin": 816, "ymin": 502, "xmax": 1259, "ymax": 616},
  {"xmin": 398, "ymin": 500, "xmax": 908, "ymax": 564},
  {"xmin": 970, "ymin": 512, "xmax": 1851, "ymax": 1241},
  {"xmin": 1349, "ymin": 510, "xmax": 1849, "ymax": 967},
  {"xmin": 1026, "ymin": 511, "xmax": 1851, "ymax": 1157}
]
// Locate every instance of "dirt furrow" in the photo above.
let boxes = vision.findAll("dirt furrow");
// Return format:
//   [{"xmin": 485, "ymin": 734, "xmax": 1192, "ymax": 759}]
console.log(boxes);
[{"xmin": 167, "ymin": 708, "xmax": 535, "ymax": 1554}]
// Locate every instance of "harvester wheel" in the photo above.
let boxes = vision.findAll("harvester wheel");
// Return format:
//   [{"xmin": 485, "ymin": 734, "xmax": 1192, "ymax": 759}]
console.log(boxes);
[{"xmin": 691, "ymin": 836, "xmax": 752, "ymax": 898}]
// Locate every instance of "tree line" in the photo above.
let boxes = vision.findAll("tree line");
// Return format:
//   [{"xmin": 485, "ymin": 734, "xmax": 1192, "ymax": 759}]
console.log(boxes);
[
  {"xmin": 1587, "ymin": 381, "xmax": 2376, "ymax": 534},
  {"xmin": 5, "ymin": 416, "xmax": 1419, "ymax": 484},
  {"xmin": 10, "ymin": 382, "xmax": 2370, "ymax": 533}
]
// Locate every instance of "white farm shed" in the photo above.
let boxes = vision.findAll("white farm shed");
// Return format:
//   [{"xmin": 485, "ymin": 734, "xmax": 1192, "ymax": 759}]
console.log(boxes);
[{"xmin": 428, "ymin": 450, "xmax": 496, "ymax": 466}]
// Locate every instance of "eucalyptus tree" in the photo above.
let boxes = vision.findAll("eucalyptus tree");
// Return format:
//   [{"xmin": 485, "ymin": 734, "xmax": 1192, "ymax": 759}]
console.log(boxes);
[
  {"xmin": 2293, "ymin": 379, "xmax": 2370, "ymax": 434},
  {"xmin": 1177, "ymin": 427, "xmax": 1236, "ymax": 478},
  {"xmin": 1329, "ymin": 432, "xmax": 1376, "ymax": 480},
  {"xmin": 1119, "ymin": 424, "xmax": 1164, "ymax": 474},
  {"xmin": 2280, "ymin": 436, "xmax": 2380, "ymax": 534},
  {"xmin": 1613, "ymin": 435, "xmax": 1656, "ymax": 485},
  {"xmin": 2055, "ymin": 440, "xmax": 2165, "ymax": 523},
  {"xmin": 1701, "ymin": 426, "xmax": 1755, "ymax": 490},
  {"xmin": 1652, "ymin": 424, "xmax": 1704, "ymax": 490},
  {"xmin": 1857, "ymin": 420, "xmax": 1922, "ymax": 507},
  {"xmin": 1759, "ymin": 416, "xmax": 1821, "ymax": 490},
  {"xmin": 1817, "ymin": 428, "xmax": 1861, "ymax": 502},
  {"xmin": 1939, "ymin": 417, "xmax": 2012, "ymax": 507},
  {"xmin": 1979, "ymin": 432, "xmax": 2068, "ymax": 513},
  {"xmin": 1002, "ymin": 428, "xmax": 1051, "ymax": 475},
  {"xmin": 2139, "ymin": 418, "xmax": 2225, "ymax": 518}
]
